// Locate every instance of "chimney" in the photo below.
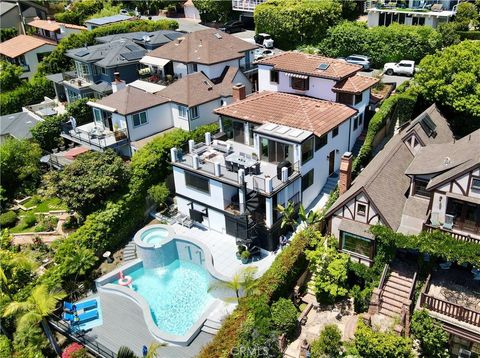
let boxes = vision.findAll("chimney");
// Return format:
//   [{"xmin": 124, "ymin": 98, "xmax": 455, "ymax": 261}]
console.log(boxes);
[
  {"xmin": 111, "ymin": 72, "xmax": 126, "ymax": 93},
  {"xmin": 232, "ymin": 83, "xmax": 246, "ymax": 102},
  {"xmin": 339, "ymin": 152, "xmax": 353, "ymax": 195}
]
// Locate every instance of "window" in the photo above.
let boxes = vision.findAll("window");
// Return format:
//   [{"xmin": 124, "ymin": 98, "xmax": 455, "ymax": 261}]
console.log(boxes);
[
  {"xmin": 132, "ymin": 111, "xmax": 147, "ymax": 127},
  {"xmin": 332, "ymin": 126, "xmax": 339, "ymax": 138},
  {"xmin": 270, "ymin": 70, "xmax": 279, "ymax": 83},
  {"xmin": 291, "ymin": 77, "xmax": 309, "ymax": 91},
  {"xmin": 315, "ymin": 134, "xmax": 327, "ymax": 151},
  {"xmin": 357, "ymin": 203, "xmax": 367, "ymax": 217},
  {"xmin": 260, "ymin": 137, "xmax": 293, "ymax": 163},
  {"xmin": 471, "ymin": 178, "xmax": 480, "ymax": 191},
  {"xmin": 178, "ymin": 105, "xmax": 188, "ymax": 118},
  {"xmin": 302, "ymin": 169, "xmax": 314, "ymax": 191},
  {"xmin": 185, "ymin": 172, "xmax": 209, "ymax": 193},
  {"xmin": 220, "ymin": 99, "xmax": 227, "ymax": 107},
  {"xmin": 354, "ymin": 94, "xmax": 362, "ymax": 105},
  {"xmin": 192, "ymin": 63, "xmax": 198, "ymax": 72},
  {"xmin": 353, "ymin": 116, "xmax": 358, "ymax": 131},
  {"xmin": 414, "ymin": 178, "xmax": 431, "ymax": 198},
  {"xmin": 341, "ymin": 232, "xmax": 371, "ymax": 257},
  {"xmin": 75, "ymin": 61, "xmax": 90, "ymax": 79},
  {"xmin": 301, "ymin": 137, "xmax": 314, "ymax": 164},
  {"xmin": 189, "ymin": 106, "xmax": 199, "ymax": 120},
  {"xmin": 93, "ymin": 108, "xmax": 103, "ymax": 124},
  {"xmin": 337, "ymin": 93, "xmax": 353, "ymax": 105}
]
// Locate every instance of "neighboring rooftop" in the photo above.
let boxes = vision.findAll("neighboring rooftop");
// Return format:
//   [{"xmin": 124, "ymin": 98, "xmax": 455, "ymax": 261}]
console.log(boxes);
[
  {"xmin": 66, "ymin": 40, "xmax": 146, "ymax": 67},
  {"xmin": 96, "ymin": 30, "xmax": 183, "ymax": 47},
  {"xmin": 332, "ymin": 74, "xmax": 379, "ymax": 94},
  {"xmin": 84, "ymin": 14, "xmax": 133, "ymax": 26},
  {"xmin": 214, "ymin": 91, "xmax": 357, "ymax": 138},
  {"xmin": 28, "ymin": 18, "xmax": 86, "ymax": 31},
  {"xmin": 0, "ymin": 34, "xmax": 56, "ymax": 58},
  {"xmin": 255, "ymin": 52, "xmax": 362, "ymax": 81},
  {"xmin": 0, "ymin": 111, "xmax": 41, "ymax": 140},
  {"xmin": 147, "ymin": 28, "xmax": 258, "ymax": 65}
]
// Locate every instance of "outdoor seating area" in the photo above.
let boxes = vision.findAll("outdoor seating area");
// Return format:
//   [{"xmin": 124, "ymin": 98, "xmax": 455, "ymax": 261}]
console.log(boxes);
[
  {"xmin": 62, "ymin": 298, "xmax": 102, "ymax": 330},
  {"xmin": 61, "ymin": 122, "xmax": 128, "ymax": 149}
]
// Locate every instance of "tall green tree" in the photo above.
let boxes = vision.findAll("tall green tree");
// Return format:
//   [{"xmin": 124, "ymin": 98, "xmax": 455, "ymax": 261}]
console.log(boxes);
[
  {"xmin": 0, "ymin": 139, "xmax": 42, "ymax": 199},
  {"xmin": 454, "ymin": 1, "xmax": 479, "ymax": 30},
  {"xmin": 411, "ymin": 310, "xmax": 449, "ymax": 358},
  {"xmin": 30, "ymin": 114, "xmax": 67, "ymax": 152},
  {"xmin": 3, "ymin": 284, "xmax": 66, "ymax": 355},
  {"xmin": 193, "ymin": 0, "xmax": 233, "ymax": 23},
  {"xmin": 66, "ymin": 98, "xmax": 94, "ymax": 126},
  {"xmin": 0, "ymin": 61, "xmax": 23, "ymax": 92}
]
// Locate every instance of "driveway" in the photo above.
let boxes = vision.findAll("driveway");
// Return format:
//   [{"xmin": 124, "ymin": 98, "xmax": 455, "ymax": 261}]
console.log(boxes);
[{"xmin": 359, "ymin": 69, "xmax": 412, "ymax": 87}]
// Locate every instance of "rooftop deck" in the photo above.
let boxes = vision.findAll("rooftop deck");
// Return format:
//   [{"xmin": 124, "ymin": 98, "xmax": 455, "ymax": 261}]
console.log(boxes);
[{"xmin": 61, "ymin": 122, "xmax": 128, "ymax": 150}]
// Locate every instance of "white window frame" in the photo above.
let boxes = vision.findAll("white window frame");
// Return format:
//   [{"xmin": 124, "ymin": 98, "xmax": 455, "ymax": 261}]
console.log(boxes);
[
  {"xmin": 189, "ymin": 106, "xmax": 199, "ymax": 120},
  {"xmin": 93, "ymin": 108, "xmax": 103, "ymax": 125},
  {"xmin": 132, "ymin": 111, "xmax": 148, "ymax": 127},
  {"xmin": 178, "ymin": 105, "xmax": 188, "ymax": 118}
]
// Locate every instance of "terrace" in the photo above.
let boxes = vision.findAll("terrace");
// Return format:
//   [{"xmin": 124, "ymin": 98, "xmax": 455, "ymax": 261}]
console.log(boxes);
[
  {"xmin": 172, "ymin": 137, "xmax": 300, "ymax": 196},
  {"xmin": 423, "ymin": 212, "xmax": 480, "ymax": 245},
  {"xmin": 61, "ymin": 122, "xmax": 128, "ymax": 151}
]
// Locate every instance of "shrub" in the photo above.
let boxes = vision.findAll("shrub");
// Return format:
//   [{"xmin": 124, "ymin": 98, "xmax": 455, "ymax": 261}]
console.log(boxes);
[
  {"xmin": 254, "ymin": 0, "xmax": 343, "ymax": 50},
  {"xmin": 66, "ymin": 98, "xmax": 94, "ymax": 126},
  {"xmin": 0, "ymin": 27, "xmax": 17, "ymax": 42},
  {"xmin": 310, "ymin": 324, "xmax": 342, "ymax": 358},
  {"xmin": 270, "ymin": 298, "xmax": 298, "ymax": 338},
  {"xmin": 0, "ymin": 60, "xmax": 23, "ymax": 91},
  {"xmin": 23, "ymin": 212, "xmax": 37, "ymax": 228},
  {"xmin": 456, "ymin": 30, "xmax": 480, "ymax": 40},
  {"xmin": 0, "ymin": 211, "xmax": 17, "ymax": 228},
  {"xmin": 148, "ymin": 183, "xmax": 170, "ymax": 209},
  {"xmin": 0, "ymin": 335, "xmax": 12, "ymax": 358},
  {"xmin": 193, "ymin": 0, "xmax": 233, "ymax": 23},
  {"xmin": 62, "ymin": 343, "xmax": 88, "ymax": 358},
  {"xmin": 411, "ymin": 310, "xmax": 449, "ymax": 358},
  {"xmin": 351, "ymin": 285, "xmax": 372, "ymax": 313},
  {"xmin": 34, "ymin": 224, "xmax": 46, "ymax": 232},
  {"xmin": 30, "ymin": 114, "xmax": 67, "ymax": 152}
]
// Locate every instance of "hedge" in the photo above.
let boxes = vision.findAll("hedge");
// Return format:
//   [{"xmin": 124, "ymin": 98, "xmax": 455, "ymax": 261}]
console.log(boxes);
[
  {"xmin": 352, "ymin": 88, "xmax": 417, "ymax": 175},
  {"xmin": 198, "ymin": 226, "xmax": 316, "ymax": 357},
  {"xmin": 456, "ymin": 31, "xmax": 480, "ymax": 40}
]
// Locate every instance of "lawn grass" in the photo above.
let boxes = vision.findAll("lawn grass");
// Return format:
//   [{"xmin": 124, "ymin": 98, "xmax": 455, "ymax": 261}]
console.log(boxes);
[{"xmin": 22, "ymin": 196, "xmax": 67, "ymax": 213}]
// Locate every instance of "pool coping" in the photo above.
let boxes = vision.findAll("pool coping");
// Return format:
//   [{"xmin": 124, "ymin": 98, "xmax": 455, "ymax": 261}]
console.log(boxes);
[
  {"xmin": 134, "ymin": 224, "xmax": 176, "ymax": 249},
  {"xmin": 95, "ymin": 228, "xmax": 233, "ymax": 345}
]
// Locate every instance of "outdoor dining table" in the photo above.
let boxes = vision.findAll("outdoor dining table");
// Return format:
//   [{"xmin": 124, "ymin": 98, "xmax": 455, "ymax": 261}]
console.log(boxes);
[{"xmin": 225, "ymin": 153, "xmax": 258, "ymax": 174}]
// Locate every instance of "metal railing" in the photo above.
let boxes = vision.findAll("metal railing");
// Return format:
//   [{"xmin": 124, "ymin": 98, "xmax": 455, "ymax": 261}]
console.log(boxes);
[
  {"xmin": 232, "ymin": 0, "xmax": 265, "ymax": 11},
  {"xmin": 61, "ymin": 123, "xmax": 128, "ymax": 149},
  {"xmin": 48, "ymin": 313, "xmax": 116, "ymax": 358},
  {"xmin": 378, "ymin": 263, "xmax": 390, "ymax": 290},
  {"xmin": 423, "ymin": 222, "xmax": 480, "ymax": 244}
]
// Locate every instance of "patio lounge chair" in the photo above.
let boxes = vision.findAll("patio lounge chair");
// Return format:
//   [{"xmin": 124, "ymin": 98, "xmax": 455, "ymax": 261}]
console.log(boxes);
[
  {"xmin": 63, "ymin": 299, "xmax": 97, "ymax": 313},
  {"xmin": 76, "ymin": 309, "xmax": 98, "ymax": 323}
]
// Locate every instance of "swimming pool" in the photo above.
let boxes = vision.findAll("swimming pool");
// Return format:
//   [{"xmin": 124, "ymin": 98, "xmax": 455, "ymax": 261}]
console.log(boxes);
[
  {"xmin": 141, "ymin": 227, "xmax": 169, "ymax": 246},
  {"xmin": 116, "ymin": 259, "xmax": 214, "ymax": 336}
]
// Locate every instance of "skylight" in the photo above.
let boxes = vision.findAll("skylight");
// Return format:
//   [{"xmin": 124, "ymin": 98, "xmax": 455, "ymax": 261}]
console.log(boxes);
[{"xmin": 318, "ymin": 63, "xmax": 329, "ymax": 70}]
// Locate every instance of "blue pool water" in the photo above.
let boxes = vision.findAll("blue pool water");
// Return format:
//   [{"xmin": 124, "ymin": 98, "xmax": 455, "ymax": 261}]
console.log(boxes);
[
  {"xmin": 121, "ymin": 260, "xmax": 214, "ymax": 336},
  {"xmin": 141, "ymin": 227, "xmax": 169, "ymax": 246}
]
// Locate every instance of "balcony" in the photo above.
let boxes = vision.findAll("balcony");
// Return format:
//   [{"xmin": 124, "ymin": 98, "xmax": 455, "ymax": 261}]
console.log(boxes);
[
  {"xmin": 423, "ymin": 213, "xmax": 480, "ymax": 245},
  {"xmin": 61, "ymin": 122, "xmax": 128, "ymax": 151},
  {"xmin": 232, "ymin": 0, "xmax": 266, "ymax": 12},
  {"xmin": 419, "ymin": 269, "xmax": 480, "ymax": 330},
  {"xmin": 62, "ymin": 72, "xmax": 93, "ymax": 90},
  {"xmin": 172, "ymin": 139, "xmax": 300, "ymax": 196}
]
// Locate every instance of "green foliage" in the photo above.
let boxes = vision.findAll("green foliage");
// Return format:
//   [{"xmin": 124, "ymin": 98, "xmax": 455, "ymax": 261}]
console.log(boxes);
[
  {"xmin": 0, "ymin": 335, "xmax": 12, "ymax": 358},
  {"xmin": 66, "ymin": 98, "xmax": 93, "ymax": 126},
  {"xmin": 54, "ymin": 0, "xmax": 104, "ymax": 25},
  {"xmin": 336, "ymin": 0, "xmax": 361, "ymax": 21},
  {"xmin": 45, "ymin": 150, "xmax": 129, "ymax": 216},
  {"xmin": 254, "ymin": 0, "xmax": 343, "ymax": 50},
  {"xmin": 277, "ymin": 201, "xmax": 297, "ymax": 230},
  {"xmin": 436, "ymin": 23, "xmax": 461, "ymax": 47},
  {"xmin": 310, "ymin": 324, "xmax": 342, "ymax": 358},
  {"xmin": 354, "ymin": 320, "xmax": 414, "ymax": 358},
  {"xmin": 0, "ymin": 75, "xmax": 55, "ymax": 115},
  {"xmin": 270, "ymin": 298, "xmax": 298, "ymax": 338},
  {"xmin": 193, "ymin": 0, "xmax": 233, "ymax": 23},
  {"xmin": 351, "ymin": 284, "xmax": 372, "ymax": 313},
  {"xmin": 0, "ymin": 61, "xmax": 23, "ymax": 91},
  {"xmin": 454, "ymin": 2, "xmax": 479, "ymax": 31},
  {"xmin": 39, "ymin": 19, "xmax": 178, "ymax": 75},
  {"xmin": 411, "ymin": 310, "xmax": 449, "ymax": 358},
  {"xmin": 309, "ymin": 22, "xmax": 442, "ymax": 68},
  {"xmin": 306, "ymin": 236, "xmax": 349, "ymax": 303},
  {"xmin": 0, "ymin": 211, "xmax": 17, "ymax": 228},
  {"xmin": 30, "ymin": 114, "xmax": 67, "ymax": 152},
  {"xmin": 371, "ymin": 225, "xmax": 480, "ymax": 266},
  {"xmin": 414, "ymin": 40, "xmax": 480, "ymax": 132},
  {"xmin": 23, "ymin": 212, "xmax": 37, "ymax": 228},
  {"xmin": 117, "ymin": 346, "xmax": 137, "ymax": 358},
  {"xmin": 86, "ymin": 4, "xmax": 123, "ymax": 20},
  {"xmin": 0, "ymin": 139, "xmax": 42, "ymax": 199},
  {"xmin": 147, "ymin": 183, "xmax": 170, "ymax": 208},
  {"xmin": 0, "ymin": 27, "xmax": 17, "ymax": 42},
  {"xmin": 456, "ymin": 30, "xmax": 480, "ymax": 40}
]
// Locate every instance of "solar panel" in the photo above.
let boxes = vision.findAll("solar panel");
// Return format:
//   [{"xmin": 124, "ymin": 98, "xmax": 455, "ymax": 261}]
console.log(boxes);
[
  {"xmin": 75, "ymin": 50, "xmax": 89, "ymax": 57},
  {"xmin": 420, "ymin": 114, "xmax": 437, "ymax": 137},
  {"xmin": 126, "ymin": 44, "xmax": 138, "ymax": 51},
  {"xmin": 318, "ymin": 63, "xmax": 329, "ymax": 70},
  {"xmin": 121, "ymin": 50, "xmax": 145, "ymax": 61}
]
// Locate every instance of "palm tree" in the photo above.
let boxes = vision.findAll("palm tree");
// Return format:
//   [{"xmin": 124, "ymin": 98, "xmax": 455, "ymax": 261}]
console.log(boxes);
[
  {"xmin": 208, "ymin": 266, "xmax": 258, "ymax": 302},
  {"xmin": 277, "ymin": 202, "xmax": 297, "ymax": 231},
  {"xmin": 3, "ymin": 284, "xmax": 66, "ymax": 355},
  {"xmin": 298, "ymin": 204, "xmax": 323, "ymax": 227},
  {"xmin": 117, "ymin": 342, "xmax": 165, "ymax": 358},
  {"xmin": 61, "ymin": 246, "xmax": 97, "ymax": 290}
]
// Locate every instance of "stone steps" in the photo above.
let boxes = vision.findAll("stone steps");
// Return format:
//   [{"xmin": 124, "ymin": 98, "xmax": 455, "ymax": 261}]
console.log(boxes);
[{"xmin": 123, "ymin": 242, "xmax": 137, "ymax": 262}]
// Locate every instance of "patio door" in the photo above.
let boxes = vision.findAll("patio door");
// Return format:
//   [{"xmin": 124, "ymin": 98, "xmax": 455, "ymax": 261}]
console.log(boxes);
[{"xmin": 328, "ymin": 150, "xmax": 335, "ymax": 175}]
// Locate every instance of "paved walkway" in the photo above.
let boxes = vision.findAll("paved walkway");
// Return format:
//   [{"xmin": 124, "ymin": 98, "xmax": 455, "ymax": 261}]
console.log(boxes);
[{"xmin": 12, "ymin": 213, "xmax": 69, "ymax": 245}]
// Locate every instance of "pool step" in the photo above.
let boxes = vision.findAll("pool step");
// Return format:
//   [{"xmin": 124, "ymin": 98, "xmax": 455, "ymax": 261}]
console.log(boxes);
[
  {"xmin": 123, "ymin": 242, "xmax": 137, "ymax": 262},
  {"xmin": 204, "ymin": 319, "xmax": 222, "ymax": 330},
  {"xmin": 201, "ymin": 326, "xmax": 218, "ymax": 335}
]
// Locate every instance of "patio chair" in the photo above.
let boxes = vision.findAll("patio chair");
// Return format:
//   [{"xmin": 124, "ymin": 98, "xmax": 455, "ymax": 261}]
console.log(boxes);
[
  {"xmin": 62, "ymin": 312, "xmax": 76, "ymax": 322},
  {"xmin": 430, "ymin": 212, "xmax": 440, "ymax": 227},
  {"xmin": 431, "ymin": 3, "xmax": 443, "ymax": 12},
  {"xmin": 76, "ymin": 309, "xmax": 99, "ymax": 324},
  {"xmin": 442, "ymin": 214, "xmax": 454, "ymax": 230},
  {"xmin": 64, "ymin": 299, "xmax": 97, "ymax": 313}
]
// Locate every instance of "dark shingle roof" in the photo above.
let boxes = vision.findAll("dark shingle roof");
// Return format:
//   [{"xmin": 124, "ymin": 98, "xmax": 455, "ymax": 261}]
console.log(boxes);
[
  {"xmin": 84, "ymin": 15, "xmax": 132, "ymax": 25},
  {"xmin": 96, "ymin": 30, "xmax": 184, "ymax": 47},
  {"xmin": 0, "ymin": 111, "xmax": 40, "ymax": 140}
]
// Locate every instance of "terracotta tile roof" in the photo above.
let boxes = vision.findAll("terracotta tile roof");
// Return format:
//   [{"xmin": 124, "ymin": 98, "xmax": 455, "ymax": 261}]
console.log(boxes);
[
  {"xmin": 255, "ymin": 52, "xmax": 362, "ymax": 81},
  {"xmin": 148, "ymin": 28, "xmax": 258, "ymax": 65},
  {"xmin": 214, "ymin": 91, "xmax": 357, "ymax": 137},
  {"xmin": 95, "ymin": 86, "xmax": 169, "ymax": 115},
  {"xmin": 28, "ymin": 19, "xmax": 87, "ymax": 32},
  {"xmin": 158, "ymin": 67, "xmax": 239, "ymax": 107},
  {"xmin": 0, "ymin": 35, "xmax": 56, "ymax": 58},
  {"xmin": 332, "ymin": 74, "xmax": 379, "ymax": 94}
]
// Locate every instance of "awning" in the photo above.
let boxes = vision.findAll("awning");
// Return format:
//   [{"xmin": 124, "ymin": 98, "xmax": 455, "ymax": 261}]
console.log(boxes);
[
  {"xmin": 285, "ymin": 72, "xmax": 308, "ymax": 79},
  {"xmin": 140, "ymin": 56, "xmax": 170, "ymax": 67},
  {"xmin": 446, "ymin": 192, "xmax": 480, "ymax": 205},
  {"xmin": 87, "ymin": 101, "xmax": 116, "ymax": 113}
]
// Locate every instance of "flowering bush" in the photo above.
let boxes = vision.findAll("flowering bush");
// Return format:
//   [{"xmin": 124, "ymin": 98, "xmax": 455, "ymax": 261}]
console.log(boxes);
[{"xmin": 62, "ymin": 343, "xmax": 88, "ymax": 358}]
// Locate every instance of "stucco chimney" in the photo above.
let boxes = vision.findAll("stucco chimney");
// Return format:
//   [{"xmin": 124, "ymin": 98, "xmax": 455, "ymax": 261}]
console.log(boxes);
[
  {"xmin": 232, "ymin": 83, "xmax": 246, "ymax": 102},
  {"xmin": 111, "ymin": 72, "xmax": 126, "ymax": 93},
  {"xmin": 339, "ymin": 152, "xmax": 353, "ymax": 195}
]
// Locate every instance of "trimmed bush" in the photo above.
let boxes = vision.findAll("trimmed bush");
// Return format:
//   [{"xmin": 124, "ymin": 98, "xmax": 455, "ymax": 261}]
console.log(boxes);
[
  {"xmin": 0, "ymin": 211, "xmax": 17, "ymax": 228},
  {"xmin": 411, "ymin": 310, "xmax": 449, "ymax": 358},
  {"xmin": 457, "ymin": 31, "xmax": 480, "ymax": 40},
  {"xmin": 311, "ymin": 324, "xmax": 342, "ymax": 358},
  {"xmin": 23, "ymin": 212, "xmax": 37, "ymax": 228},
  {"xmin": 271, "ymin": 298, "xmax": 298, "ymax": 338},
  {"xmin": 148, "ymin": 183, "xmax": 170, "ymax": 209}
]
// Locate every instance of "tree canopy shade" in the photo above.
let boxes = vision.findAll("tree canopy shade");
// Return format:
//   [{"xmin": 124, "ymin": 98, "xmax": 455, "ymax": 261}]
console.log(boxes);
[
  {"xmin": 54, "ymin": 0, "xmax": 105, "ymax": 25},
  {"xmin": 45, "ymin": 150, "xmax": 129, "ymax": 216},
  {"xmin": 413, "ymin": 40, "xmax": 480, "ymax": 132},
  {"xmin": 411, "ymin": 310, "xmax": 449, "ymax": 358},
  {"xmin": 254, "ymin": 0, "xmax": 343, "ymax": 50},
  {"xmin": 30, "ymin": 114, "xmax": 67, "ymax": 152},
  {"xmin": 454, "ymin": 1, "xmax": 479, "ymax": 31},
  {"xmin": 0, "ymin": 61, "xmax": 23, "ymax": 92},
  {"xmin": 193, "ymin": 0, "xmax": 233, "ymax": 23},
  {"xmin": 307, "ymin": 22, "xmax": 443, "ymax": 68},
  {"xmin": 0, "ymin": 139, "xmax": 42, "ymax": 199}
]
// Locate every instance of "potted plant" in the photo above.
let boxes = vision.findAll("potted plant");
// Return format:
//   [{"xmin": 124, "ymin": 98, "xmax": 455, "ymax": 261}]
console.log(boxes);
[
  {"xmin": 241, "ymin": 249, "xmax": 250, "ymax": 264},
  {"xmin": 166, "ymin": 4, "xmax": 176, "ymax": 17},
  {"xmin": 236, "ymin": 245, "xmax": 246, "ymax": 260}
]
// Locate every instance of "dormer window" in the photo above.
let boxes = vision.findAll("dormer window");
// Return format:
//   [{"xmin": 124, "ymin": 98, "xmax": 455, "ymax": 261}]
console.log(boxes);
[{"xmin": 414, "ymin": 178, "xmax": 431, "ymax": 198}]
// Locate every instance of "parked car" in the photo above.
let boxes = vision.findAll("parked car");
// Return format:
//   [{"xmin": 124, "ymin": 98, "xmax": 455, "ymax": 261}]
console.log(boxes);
[
  {"xmin": 383, "ymin": 60, "xmax": 416, "ymax": 76},
  {"xmin": 254, "ymin": 33, "xmax": 274, "ymax": 49},
  {"xmin": 338, "ymin": 55, "xmax": 372, "ymax": 70},
  {"xmin": 254, "ymin": 49, "xmax": 274, "ymax": 61},
  {"xmin": 219, "ymin": 20, "xmax": 244, "ymax": 34}
]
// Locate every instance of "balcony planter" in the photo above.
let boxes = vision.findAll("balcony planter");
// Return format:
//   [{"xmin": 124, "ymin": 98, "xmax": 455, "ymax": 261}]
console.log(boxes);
[
  {"xmin": 114, "ymin": 130, "xmax": 127, "ymax": 141},
  {"xmin": 236, "ymin": 245, "xmax": 246, "ymax": 260},
  {"xmin": 241, "ymin": 249, "xmax": 251, "ymax": 264}
]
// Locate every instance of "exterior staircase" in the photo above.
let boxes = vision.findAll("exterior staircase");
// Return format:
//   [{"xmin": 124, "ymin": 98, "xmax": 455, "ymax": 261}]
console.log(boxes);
[
  {"xmin": 379, "ymin": 270, "xmax": 415, "ymax": 318},
  {"xmin": 123, "ymin": 241, "xmax": 137, "ymax": 262},
  {"xmin": 201, "ymin": 318, "xmax": 222, "ymax": 335}
]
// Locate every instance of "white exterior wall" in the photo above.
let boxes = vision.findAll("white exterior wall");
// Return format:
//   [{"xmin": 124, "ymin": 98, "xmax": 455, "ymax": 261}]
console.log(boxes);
[
  {"xmin": 111, "ymin": 113, "xmax": 127, "ymax": 131},
  {"xmin": 126, "ymin": 104, "xmax": 173, "ymax": 141},
  {"xmin": 173, "ymin": 62, "xmax": 188, "ymax": 78},
  {"xmin": 20, "ymin": 43, "xmax": 56, "ymax": 79},
  {"xmin": 184, "ymin": 4, "xmax": 200, "ymax": 20},
  {"xmin": 257, "ymin": 65, "xmax": 337, "ymax": 101},
  {"xmin": 197, "ymin": 59, "xmax": 239, "ymax": 79}
]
